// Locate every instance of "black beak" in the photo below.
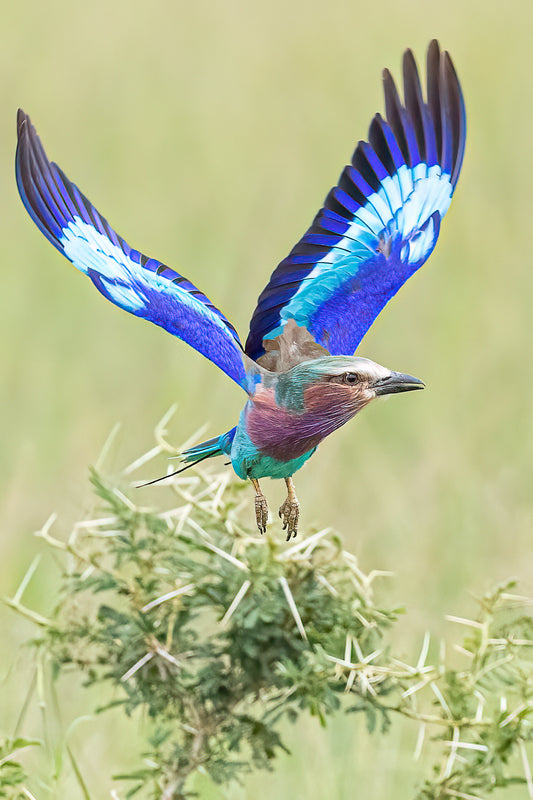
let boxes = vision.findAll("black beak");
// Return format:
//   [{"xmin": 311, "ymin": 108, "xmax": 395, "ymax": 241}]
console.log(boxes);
[{"xmin": 373, "ymin": 371, "xmax": 425, "ymax": 396}]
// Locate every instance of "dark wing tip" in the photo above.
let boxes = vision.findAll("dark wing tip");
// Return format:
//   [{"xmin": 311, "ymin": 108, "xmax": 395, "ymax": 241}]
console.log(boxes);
[
  {"xmin": 16, "ymin": 109, "xmax": 30, "ymax": 150},
  {"xmin": 16, "ymin": 110, "xmax": 37, "ymax": 149},
  {"xmin": 17, "ymin": 108, "xmax": 27, "ymax": 132},
  {"xmin": 402, "ymin": 47, "xmax": 416, "ymax": 67},
  {"xmin": 382, "ymin": 66, "xmax": 411, "ymax": 164},
  {"xmin": 442, "ymin": 50, "xmax": 467, "ymax": 186},
  {"xmin": 402, "ymin": 48, "xmax": 426, "ymax": 161},
  {"xmin": 15, "ymin": 109, "xmax": 80, "ymax": 253},
  {"xmin": 16, "ymin": 109, "xmax": 39, "ymax": 164},
  {"xmin": 396, "ymin": 40, "xmax": 465, "ymax": 186},
  {"xmin": 17, "ymin": 110, "xmax": 46, "ymax": 157},
  {"xmin": 382, "ymin": 67, "xmax": 396, "ymax": 98},
  {"xmin": 427, "ymin": 39, "xmax": 441, "ymax": 59}
]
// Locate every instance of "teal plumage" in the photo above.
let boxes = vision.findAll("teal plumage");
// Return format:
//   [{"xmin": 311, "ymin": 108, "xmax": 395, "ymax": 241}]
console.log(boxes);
[
  {"xmin": 180, "ymin": 422, "xmax": 315, "ymax": 481},
  {"xmin": 16, "ymin": 42, "xmax": 465, "ymax": 539}
]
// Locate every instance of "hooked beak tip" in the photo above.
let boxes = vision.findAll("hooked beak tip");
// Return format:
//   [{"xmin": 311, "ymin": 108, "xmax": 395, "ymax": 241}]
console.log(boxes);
[{"xmin": 374, "ymin": 372, "xmax": 425, "ymax": 396}]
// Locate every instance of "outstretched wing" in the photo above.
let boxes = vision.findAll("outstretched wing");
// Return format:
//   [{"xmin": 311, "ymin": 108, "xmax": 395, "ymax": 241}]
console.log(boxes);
[
  {"xmin": 16, "ymin": 110, "xmax": 248, "ymax": 390},
  {"xmin": 246, "ymin": 41, "xmax": 466, "ymax": 360}
]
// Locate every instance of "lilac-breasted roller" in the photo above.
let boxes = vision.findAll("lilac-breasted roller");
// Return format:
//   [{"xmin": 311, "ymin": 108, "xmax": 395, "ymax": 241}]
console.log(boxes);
[{"xmin": 16, "ymin": 41, "xmax": 465, "ymax": 540}]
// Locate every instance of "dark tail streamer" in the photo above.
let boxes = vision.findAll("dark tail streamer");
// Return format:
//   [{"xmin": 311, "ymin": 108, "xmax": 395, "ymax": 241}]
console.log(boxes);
[{"xmin": 137, "ymin": 452, "xmax": 215, "ymax": 488}]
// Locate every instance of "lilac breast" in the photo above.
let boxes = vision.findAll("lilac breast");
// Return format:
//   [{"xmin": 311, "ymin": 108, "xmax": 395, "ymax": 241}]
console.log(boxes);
[{"xmin": 246, "ymin": 384, "xmax": 365, "ymax": 461}]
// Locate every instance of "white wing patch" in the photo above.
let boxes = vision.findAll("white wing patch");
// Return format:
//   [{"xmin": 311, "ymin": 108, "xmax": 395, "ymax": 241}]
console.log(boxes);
[
  {"xmin": 62, "ymin": 217, "xmax": 147, "ymax": 311},
  {"xmin": 100, "ymin": 277, "xmax": 145, "ymax": 311},
  {"xmin": 62, "ymin": 217, "xmax": 127, "ymax": 277},
  {"xmin": 60, "ymin": 217, "xmax": 246, "ymax": 350}
]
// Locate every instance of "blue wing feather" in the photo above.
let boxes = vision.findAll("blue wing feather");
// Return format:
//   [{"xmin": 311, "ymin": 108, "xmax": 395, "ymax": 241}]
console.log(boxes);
[
  {"xmin": 16, "ymin": 110, "xmax": 248, "ymax": 390},
  {"xmin": 246, "ymin": 41, "xmax": 466, "ymax": 360}
]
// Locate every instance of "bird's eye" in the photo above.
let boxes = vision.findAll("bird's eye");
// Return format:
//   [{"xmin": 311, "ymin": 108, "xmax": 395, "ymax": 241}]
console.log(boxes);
[{"xmin": 343, "ymin": 372, "xmax": 359, "ymax": 385}]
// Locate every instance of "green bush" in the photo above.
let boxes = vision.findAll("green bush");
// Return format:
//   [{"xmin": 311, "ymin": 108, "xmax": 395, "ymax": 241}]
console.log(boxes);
[{"xmin": 3, "ymin": 427, "xmax": 533, "ymax": 799}]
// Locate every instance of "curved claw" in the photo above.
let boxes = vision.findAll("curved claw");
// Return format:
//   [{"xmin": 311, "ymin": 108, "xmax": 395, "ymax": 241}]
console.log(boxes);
[{"xmin": 278, "ymin": 497, "xmax": 299, "ymax": 540}]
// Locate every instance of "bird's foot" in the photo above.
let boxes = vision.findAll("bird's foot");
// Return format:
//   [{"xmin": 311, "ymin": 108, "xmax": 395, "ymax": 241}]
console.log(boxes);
[
  {"xmin": 254, "ymin": 493, "xmax": 269, "ymax": 534},
  {"xmin": 251, "ymin": 478, "xmax": 269, "ymax": 534},
  {"xmin": 279, "ymin": 496, "xmax": 299, "ymax": 541}
]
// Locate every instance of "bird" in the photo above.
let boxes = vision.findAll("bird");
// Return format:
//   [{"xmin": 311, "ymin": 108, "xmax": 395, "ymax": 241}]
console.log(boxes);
[{"xmin": 16, "ymin": 40, "xmax": 465, "ymax": 541}]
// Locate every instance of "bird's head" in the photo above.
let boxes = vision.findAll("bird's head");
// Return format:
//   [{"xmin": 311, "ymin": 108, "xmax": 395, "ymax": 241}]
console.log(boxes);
[{"xmin": 275, "ymin": 355, "xmax": 424, "ymax": 417}]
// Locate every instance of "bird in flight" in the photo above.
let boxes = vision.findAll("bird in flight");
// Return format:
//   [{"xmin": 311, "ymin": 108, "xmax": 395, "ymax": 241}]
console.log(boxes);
[{"xmin": 16, "ymin": 40, "xmax": 465, "ymax": 540}]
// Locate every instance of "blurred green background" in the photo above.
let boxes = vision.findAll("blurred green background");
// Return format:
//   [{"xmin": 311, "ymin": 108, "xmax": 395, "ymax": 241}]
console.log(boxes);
[{"xmin": 1, "ymin": 0, "xmax": 532, "ymax": 796}]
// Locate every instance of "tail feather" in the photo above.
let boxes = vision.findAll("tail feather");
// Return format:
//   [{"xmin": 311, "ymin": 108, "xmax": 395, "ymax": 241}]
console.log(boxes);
[
  {"xmin": 182, "ymin": 427, "xmax": 236, "ymax": 464},
  {"xmin": 139, "ymin": 427, "xmax": 237, "ymax": 488}
]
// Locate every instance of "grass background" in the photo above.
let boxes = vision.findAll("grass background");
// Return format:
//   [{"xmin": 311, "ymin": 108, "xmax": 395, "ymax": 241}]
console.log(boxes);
[{"xmin": 1, "ymin": 0, "xmax": 532, "ymax": 796}]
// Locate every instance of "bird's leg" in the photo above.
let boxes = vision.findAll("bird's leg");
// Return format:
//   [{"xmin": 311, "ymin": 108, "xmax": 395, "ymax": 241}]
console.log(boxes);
[
  {"xmin": 279, "ymin": 477, "xmax": 299, "ymax": 541},
  {"xmin": 251, "ymin": 478, "xmax": 268, "ymax": 534}
]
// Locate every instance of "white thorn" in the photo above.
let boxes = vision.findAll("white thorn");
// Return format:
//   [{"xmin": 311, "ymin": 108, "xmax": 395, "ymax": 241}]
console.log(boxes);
[
  {"xmin": 416, "ymin": 632, "xmax": 430, "ymax": 671},
  {"xmin": 413, "ymin": 723, "xmax": 425, "ymax": 761},
  {"xmin": 124, "ymin": 445, "xmax": 163, "ymax": 475},
  {"xmin": 430, "ymin": 683, "xmax": 452, "ymax": 718},
  {"xmin": 13, "ymin": 555, "xmax": 42, "ymax": 605},
  {"xmin": 442, "ymin": 726, "xmax": 459, "ymax": 779},
  {"xmin": 445, "ymin": 615, "xmax": 484, "ymax": 629},
  {"xmin": 95, "ymin": 422, "xmax": 122, "ymax": 471},
  {"xmin": 278, "ymin": 528, "xmax": 332, "ymax": 560},
  {"xmin": 121, "ymin": 652, "xmax": 154, "ymax": 682},
  {"xmin": 142, "ymin": 583, "xmax": 196, "ymax": 612},
  {"xmin": 344, "ymin": 634, "xmax": 351, "ymax": 664},
  {"xmin": 315, "ymin": 573, "xmax": 339, "ymax": 597},
  {"xmin": 202, "ymin": 540, "xmax": 249, "ymax": 572},
  {"xmin": 442, "ymin": 741, "xmax": 489, "ymax": 753},
  {"xmin": 220, "ymin": 580, "xmax": 252, "ymax": 627},
  {"xmin": 279, "ymin": 577, "xmax": 307, "ymax": 641}
]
